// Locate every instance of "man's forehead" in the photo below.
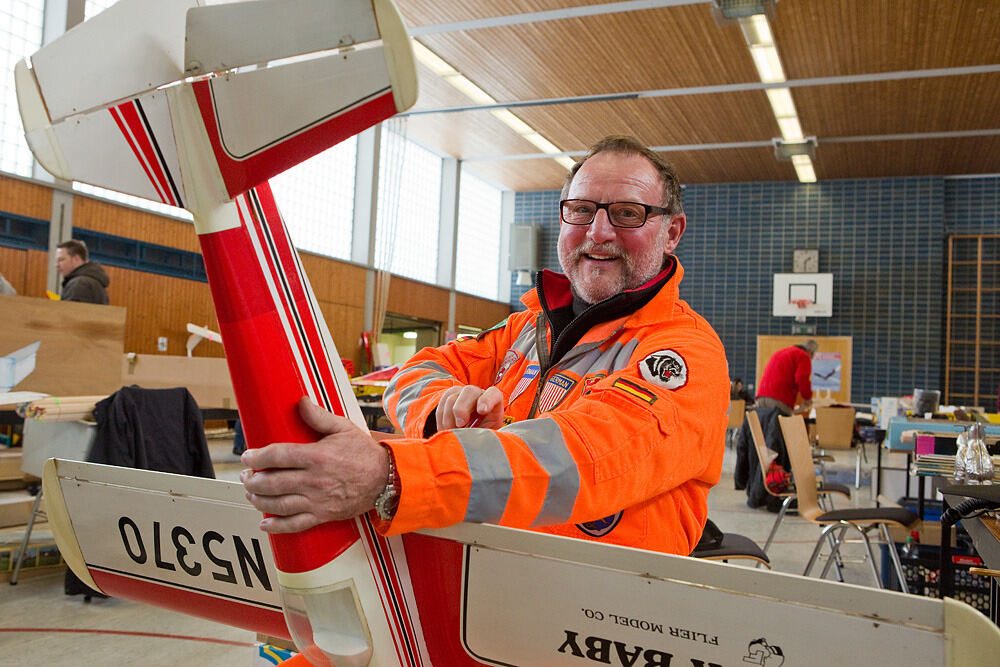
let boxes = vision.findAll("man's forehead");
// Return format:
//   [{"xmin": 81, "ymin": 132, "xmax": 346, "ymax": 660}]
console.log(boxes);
[{"xmin": 568, "ymin": 153, "xmax": 662, "ymax": 197}]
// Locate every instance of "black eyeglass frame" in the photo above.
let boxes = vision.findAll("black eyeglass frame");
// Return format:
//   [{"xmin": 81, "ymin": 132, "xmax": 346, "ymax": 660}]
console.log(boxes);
[{"xmin": 559, "ymin": 199, "xmax": 671, "ymax": 228}]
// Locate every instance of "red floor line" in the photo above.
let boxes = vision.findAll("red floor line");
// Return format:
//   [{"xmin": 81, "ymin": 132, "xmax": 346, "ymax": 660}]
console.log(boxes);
[{"xmin": 0, "ymin": 627, "xmax": 253, "ymax": 647}]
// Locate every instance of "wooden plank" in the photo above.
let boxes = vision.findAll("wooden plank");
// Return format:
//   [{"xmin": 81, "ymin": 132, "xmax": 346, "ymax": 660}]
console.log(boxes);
[{"xmin": 0, "ymin": 295, "xmax": 125, "ymax": 397}]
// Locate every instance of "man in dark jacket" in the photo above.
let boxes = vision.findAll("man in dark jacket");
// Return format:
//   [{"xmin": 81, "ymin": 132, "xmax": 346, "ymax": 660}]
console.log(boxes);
[{"xmin": 55, "ymin": 239, "xmax": 110, "ymax": 304}]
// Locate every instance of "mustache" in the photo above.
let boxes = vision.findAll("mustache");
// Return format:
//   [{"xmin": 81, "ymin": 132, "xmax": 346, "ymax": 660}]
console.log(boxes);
[{"xmin": 569, "ymin": 242, "xmax": 629, "ymax": 262}]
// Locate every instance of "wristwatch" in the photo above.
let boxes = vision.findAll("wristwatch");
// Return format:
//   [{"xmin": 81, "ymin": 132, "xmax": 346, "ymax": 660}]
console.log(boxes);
[{"xmin": 374, "ymin": 445, "xmax": 400, "ymax": 521}]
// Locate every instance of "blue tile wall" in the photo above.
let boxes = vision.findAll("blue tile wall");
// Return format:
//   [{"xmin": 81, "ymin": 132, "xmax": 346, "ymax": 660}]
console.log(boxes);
[{"xmin": 514, "ymin": 175, "xmax": 1000, "ymax": 404}]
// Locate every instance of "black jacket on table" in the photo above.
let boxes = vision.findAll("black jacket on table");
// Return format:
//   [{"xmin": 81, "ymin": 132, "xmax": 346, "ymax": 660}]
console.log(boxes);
[{"xmin": 88, "ymin": 385, "xmax": 214, "ymax": 478}]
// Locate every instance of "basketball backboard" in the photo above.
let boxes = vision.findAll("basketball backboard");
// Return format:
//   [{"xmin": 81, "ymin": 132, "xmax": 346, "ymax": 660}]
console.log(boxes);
[{"xmin": 772, "ymin": 273, "xmax": 833, "ymax": 318}]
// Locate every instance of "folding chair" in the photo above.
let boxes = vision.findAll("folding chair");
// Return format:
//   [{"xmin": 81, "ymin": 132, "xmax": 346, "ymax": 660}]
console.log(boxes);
[
  {"xmin": 779, "ymin": 414, "xmax": 918, "ymax": 591},
  {"xmin": 746, "ymin": 410, "xmax": 851, "ymax": 559}
]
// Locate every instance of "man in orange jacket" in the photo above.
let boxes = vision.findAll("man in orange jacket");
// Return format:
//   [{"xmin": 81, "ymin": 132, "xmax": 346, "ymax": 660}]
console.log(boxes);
[{"xmin": 241, "ymin": 135, "xmax": 730, "ymax": 555}]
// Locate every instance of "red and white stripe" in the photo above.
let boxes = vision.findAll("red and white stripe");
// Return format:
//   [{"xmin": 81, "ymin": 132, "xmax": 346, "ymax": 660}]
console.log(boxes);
[{"xmin": 108, "ymin": 99, "xmax": 183, "ymax": 207}]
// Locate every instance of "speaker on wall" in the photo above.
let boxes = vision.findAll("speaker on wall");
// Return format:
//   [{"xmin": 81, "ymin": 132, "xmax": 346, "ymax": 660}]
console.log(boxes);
[
  {"xmin": 509, "ymin": 224, "xmax": 538, "ymax": 286},
  {"xmin": 510, "ymin": 224, "xmax": 538, "ymax": 272}
]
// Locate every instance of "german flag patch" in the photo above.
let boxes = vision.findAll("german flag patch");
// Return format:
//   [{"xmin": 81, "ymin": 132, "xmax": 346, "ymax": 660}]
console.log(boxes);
[{"xmin": 612, "ymin": 378, "xmax": 657, "ymax": 405}]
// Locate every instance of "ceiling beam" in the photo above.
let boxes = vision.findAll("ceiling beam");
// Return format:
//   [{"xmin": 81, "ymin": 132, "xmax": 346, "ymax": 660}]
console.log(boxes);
[
  {"xmin": 461, "ymin": 129, "xmax": 1000, "ymax": 162},
  {"xmin": 405, "ymin": 64, "xmax": 1000, "ymax": 116}
]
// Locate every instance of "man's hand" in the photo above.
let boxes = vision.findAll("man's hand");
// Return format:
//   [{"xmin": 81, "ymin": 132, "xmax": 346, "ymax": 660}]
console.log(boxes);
[
  {"xmin": 436, "ymin": 385, "xmax": 505, "ymax": 430},
  {"xmin": 240, "ymin": 397, "xmax": 389, "ymax": 534}
]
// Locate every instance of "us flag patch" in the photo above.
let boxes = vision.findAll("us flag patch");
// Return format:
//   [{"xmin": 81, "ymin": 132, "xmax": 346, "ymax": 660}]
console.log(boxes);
[
  {"xmin": 612, "ymin": 378, "xmax": 657, "ymax": 405},
  {"xmin": 537, "ymin": 373, "xmax": 576, "ymax": 412},
  {"xmin": 510, "ymin": 364, "xmax": 540, "ymax": 403}
]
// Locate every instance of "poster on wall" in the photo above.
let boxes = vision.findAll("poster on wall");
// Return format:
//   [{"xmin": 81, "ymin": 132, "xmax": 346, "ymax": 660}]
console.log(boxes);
[{"xmin": 812, "ymin": 352, "xmax": 842, "ymax": 392}]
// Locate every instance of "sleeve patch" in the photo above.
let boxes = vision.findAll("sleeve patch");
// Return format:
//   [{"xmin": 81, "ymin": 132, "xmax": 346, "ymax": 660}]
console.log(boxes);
[
  {"xmin": 638, "ymin": 349, "xmax": 688, "ymax": 390},
  {"xmin": 611, "ymin": 378, "xmax": 658, "ymax": 405}
]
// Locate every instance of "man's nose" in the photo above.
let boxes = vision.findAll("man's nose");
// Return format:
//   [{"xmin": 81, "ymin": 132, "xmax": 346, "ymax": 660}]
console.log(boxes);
[{"xmin": 586, "ymin": 208, "xmax": 617, "ymax": 242}]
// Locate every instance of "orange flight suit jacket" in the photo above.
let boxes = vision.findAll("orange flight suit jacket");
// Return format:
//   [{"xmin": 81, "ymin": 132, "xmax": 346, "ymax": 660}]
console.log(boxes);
[{"xmin": 379, "ymin": 257, "xmax": 729, "ymax": 555}]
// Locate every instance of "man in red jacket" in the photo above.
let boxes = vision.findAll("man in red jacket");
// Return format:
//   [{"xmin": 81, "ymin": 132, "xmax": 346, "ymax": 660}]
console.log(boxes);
[
  {"xmin": 241, "ymin": 135, "xmax": 730, "ymax": 555},
  {"xmin": 755, "ymin": 340, "xmax": 818, "ymax": 416}
]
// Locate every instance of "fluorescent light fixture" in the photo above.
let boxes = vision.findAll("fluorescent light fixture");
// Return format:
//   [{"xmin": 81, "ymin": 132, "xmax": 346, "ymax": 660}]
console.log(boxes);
[
  {"xmin": 523, "ymin": 132, "xmax": 562, "ymax": 154},
  {"xmin": 411, "ymin": 40, "xmax": 455, "ymax": 76},
  {"xmin": 765, "ymin": 88, "xmax": 796, "ymax": 118},
  {"xmin": 791, "ymin": 154, "xmax": 817, "ymax": 183},
  {"xmin": 555, "ymin": 156, "xmax": 577, "ymax": 170},
  {"xmin": 444, "ymin": 74, "xmax": 495, "ymax": 105},
  {"xmin": 415, "ymin": 41, "xmax": 573, "ymax": 171},
  {"xmin": 750, "ymin": 44, "xmax": 785, "ymax": 83},
  {"xmin": 402, "ymin": 331, "xmax": 417, "ymax": 340},
  {"xmin": 740, "ymin": 14, "xmax": 773, "ymax": 46},
  {"xmin": 491, "ymin": 109, "xmax": 535, "ymax": 135},
  {"xmin": 777, "ymin": 116, "xmax": 804, "ymax": 141}
]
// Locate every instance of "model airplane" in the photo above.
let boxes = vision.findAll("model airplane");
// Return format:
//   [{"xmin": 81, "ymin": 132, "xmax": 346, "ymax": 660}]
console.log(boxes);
[{"xmin": 16, "ymin": 1, "xmax": 1000, "ymax": 665}]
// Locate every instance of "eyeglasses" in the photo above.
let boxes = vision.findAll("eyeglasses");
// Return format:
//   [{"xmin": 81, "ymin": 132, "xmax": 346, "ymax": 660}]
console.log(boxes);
[{"xmin": 559, "ymin": 199, "xmax": 669, "ymax": 228}]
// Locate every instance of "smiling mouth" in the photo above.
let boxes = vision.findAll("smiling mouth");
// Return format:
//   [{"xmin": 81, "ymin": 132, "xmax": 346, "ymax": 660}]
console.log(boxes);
[{"xmin": 584, "ymin": 253, "xmax": 619, "ymax": 261}]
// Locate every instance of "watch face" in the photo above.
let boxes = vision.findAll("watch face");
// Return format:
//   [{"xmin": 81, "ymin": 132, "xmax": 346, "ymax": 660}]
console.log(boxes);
[{"xmin": 794, "ymin": 249, "xmax": 818, "ymax": 273}]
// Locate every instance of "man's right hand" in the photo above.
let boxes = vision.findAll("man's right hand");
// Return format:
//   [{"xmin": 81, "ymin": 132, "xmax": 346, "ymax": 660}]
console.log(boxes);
[{"xmin": 436, "ymin": 385, "xmax": 505, "ymax": 430}]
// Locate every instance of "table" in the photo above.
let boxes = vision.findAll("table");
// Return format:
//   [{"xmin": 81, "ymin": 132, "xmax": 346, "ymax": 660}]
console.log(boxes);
[{"xmin": 940, "ymin": 488, "xmax": 1000, "ymax": 625}]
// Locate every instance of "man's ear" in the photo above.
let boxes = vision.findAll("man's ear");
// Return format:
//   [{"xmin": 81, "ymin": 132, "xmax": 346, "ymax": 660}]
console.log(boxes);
[{"xmin": 661, "ymin": 214, "xmax": 686, "ymax": 253}]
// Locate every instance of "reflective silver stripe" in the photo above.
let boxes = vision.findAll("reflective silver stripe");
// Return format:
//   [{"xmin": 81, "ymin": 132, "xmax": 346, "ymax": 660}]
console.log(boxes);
[
  {"xmin": 558, "ymin": 339, "xmax": 639, "ymax": 378},
  {"xmin": 501, "ymin": 417, "xmax": 580, "ymax": 527},
  {"xmin": 510, "ymin": 319, "xmax": 538, "ymax": 358},
  {"xmin": 389, "ymin": 361, "xmax": 453, "ymax": 430},
  {"xmin": 455, "ymin": 428, "xmax": 514, "ymax": 523}
]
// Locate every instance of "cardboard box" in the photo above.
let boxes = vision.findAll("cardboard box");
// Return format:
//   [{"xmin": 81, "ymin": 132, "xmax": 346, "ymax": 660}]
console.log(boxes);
[
  {"xmin": 0, "ymin": 491, "xmax": 34, "ymax": 528},
  {"xmin": 0, "ymin": 451, "xmax": 22, "ymax": 481},
  {"xmin": 0, "ymin": 296, "xmax": 125, "ymax": 396},
  {"xmin": 889, "ymin": 519, "xmax": 955, "ymax": 548},
  {"xmin": 122, "ymin": 354, "xmax": 237, "ymax": 410}
]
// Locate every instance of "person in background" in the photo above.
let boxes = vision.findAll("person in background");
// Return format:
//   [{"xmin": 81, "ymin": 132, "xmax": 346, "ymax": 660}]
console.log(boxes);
[
  {"xmin": 240, "ymin": 135, "xmax": 730, "ymax": 556},
  {"xmin": 55, "ymin": 239, "xmax": 109, "ymax": 304},
  {"xmin": 755, "ymin": 340, "xmax": 818, "ymax": 416},
  {"xmin": 730, "ymin": 377, "xmax": 753, "ymax": 403}
]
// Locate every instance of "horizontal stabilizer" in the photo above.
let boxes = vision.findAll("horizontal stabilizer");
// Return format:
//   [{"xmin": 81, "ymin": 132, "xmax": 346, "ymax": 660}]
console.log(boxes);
[
  {"xmin": 43, "ymin": 458, "xmax": 290, "ymax": 640},
  {"xmin": 17, "ymin": 0, "xmax": 417, "ymax": 202},
  {"xmin": 29, "ymin": 0, "xmax": 194, "ymax": 123},
  {"xmin": 184, "ymin": 0, "xmax": 381, "ymax": 75}
]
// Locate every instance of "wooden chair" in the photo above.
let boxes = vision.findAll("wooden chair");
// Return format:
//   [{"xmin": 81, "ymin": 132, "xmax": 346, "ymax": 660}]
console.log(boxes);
[
  {"xmin": 746, "ymin": 410, "xmax": 851, "ymax": 560},
  {"xmin": 778, "ymin": 414, "xmax": 918, "ymax": 591},
  {"xmin": 814, "ymin": 405, "xmax": 867, "ymax": 487},
  {"xmin": 726, "ymin": 399, "xmax": 745, "ymax": 448}
]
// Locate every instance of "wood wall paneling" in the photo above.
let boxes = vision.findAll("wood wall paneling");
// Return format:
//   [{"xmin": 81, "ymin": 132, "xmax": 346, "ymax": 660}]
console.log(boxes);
[
  {"xmin": 74, "ymin": 196, "xmax": 200, "ymax": 252},
  {"xmin": 455, "ymin": 292, "xmax": 512, "ymax": 331},
  {"xmin": 0, "ymin": 174, "xmax": 52, "ymax": 221}
]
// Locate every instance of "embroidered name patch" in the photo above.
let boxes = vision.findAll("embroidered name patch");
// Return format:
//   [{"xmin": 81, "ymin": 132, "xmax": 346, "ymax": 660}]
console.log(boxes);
[
  {"xmin": 577, "ymin": 511, "xmax": 623, "ymax": 537},
  {"xmin": 612, "ymin": 378, "xmax": 657, "ymax": 405},
  {"xmin": 639, "ymin": 349, "xmax": 688, "ymax": 390},
  {"xmin": 537, "ymin": 373, "xmax": 576, "ymax": 412}
]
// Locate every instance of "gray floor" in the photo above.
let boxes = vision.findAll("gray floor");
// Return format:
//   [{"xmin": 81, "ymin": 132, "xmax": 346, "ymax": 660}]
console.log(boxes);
[{"xmin": 0, "ymin": 438, "xmax": 891, "ymax": 665}]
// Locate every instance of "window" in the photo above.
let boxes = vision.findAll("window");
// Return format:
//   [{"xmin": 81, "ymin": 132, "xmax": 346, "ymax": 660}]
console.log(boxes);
[
  {"xmin": 270, "ymin": 137, "xmax": 357, "ymax": 259},
  {"xmin": 376, "ymin": 127, "xmax": 440, "ymax": 282},
  {"xmin": 456, "ymin": 167, "xmax": 503, "ymax": 299},
  {"xmin": 0, "ymin": 0, "xmax": 44, "ymax": 177}
]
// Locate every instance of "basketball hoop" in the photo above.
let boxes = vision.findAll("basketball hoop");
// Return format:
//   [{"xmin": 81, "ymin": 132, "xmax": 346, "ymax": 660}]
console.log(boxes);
[{"xmin": 790, "ymin": 299, "xmax": 813, "ymax": 323}]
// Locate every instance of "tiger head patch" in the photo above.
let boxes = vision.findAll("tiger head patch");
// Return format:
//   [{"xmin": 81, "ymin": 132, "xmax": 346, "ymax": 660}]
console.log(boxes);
[{"xmin": 638, "ymin": 349, "xmax": 688, "ymax": 390}]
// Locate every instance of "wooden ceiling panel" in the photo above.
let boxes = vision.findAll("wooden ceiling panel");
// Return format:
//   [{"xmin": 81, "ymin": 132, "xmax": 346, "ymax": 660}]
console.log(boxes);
[
  {"xmin": 460, "ymin": 158, "xmax": 572, "ymax": 193},
  {"xmin": 666, "ymin": 146, "xmax": 796, "ymax": 185},
  {"xmin": 414, "ymin": 4, "xmax": 758, "ymax": 101},
  {"xmin": 776, "ymin": 0, "xmax": 1000, "ymax": 78},
  {"xmin": 795, "ymin": 74, "xmax": 1000, "ymax": 138},
  {"xmin": 815, "ymin": 137, "xmax": 1000, "ymax": 180}
]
